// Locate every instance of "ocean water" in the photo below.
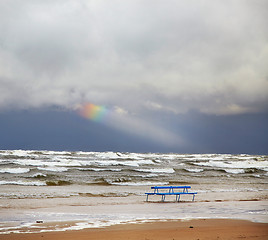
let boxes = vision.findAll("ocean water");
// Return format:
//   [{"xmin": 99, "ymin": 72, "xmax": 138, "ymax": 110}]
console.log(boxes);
[{"xmin": 0, "ymin": 150, "xmax": 267, "ymax": 233}]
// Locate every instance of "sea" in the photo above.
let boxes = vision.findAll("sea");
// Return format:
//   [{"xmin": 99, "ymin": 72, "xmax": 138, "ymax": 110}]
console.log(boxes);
[{"xmin": 0, "ymin": 150, "xmax": 267, "ymax": 234}]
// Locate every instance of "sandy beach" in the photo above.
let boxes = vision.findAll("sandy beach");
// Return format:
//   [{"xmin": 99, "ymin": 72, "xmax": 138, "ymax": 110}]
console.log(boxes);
[{"xmin": 0, "ymin": 219, "xmax": 267, "ymax": 240}]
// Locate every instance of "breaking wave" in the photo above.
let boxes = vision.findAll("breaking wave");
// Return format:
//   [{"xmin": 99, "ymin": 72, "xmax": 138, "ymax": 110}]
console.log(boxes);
[{"xmin": 0, "ymin": 150, "xmax": 267, "ymax": 188}]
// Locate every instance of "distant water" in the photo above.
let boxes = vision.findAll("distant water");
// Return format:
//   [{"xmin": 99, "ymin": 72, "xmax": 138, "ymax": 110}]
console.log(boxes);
[{"xmin": 0, "ymin": 150, "xmax": 267, "ymax": 233}]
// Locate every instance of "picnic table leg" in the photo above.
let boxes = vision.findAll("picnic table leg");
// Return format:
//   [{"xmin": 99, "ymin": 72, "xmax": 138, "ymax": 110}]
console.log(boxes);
[
  {"xmin": 146, "ymin": 194, "xmax": 149, "ymax": 202},
  {"xmin": 177, "ymin": 194, "xmax": 181, "ymax": 202},
  {"xmin": 192, "ymin": 194, "xmax": 195, "ymax": 201}
]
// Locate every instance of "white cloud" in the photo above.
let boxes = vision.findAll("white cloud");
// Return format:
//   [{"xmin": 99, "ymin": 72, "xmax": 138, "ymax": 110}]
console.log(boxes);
[
  {"xmin": 0, "ymin": 0, "xmax": 267, "ymax": 116},
  {"xmin": 113, "ymin": 106, "xmax": 128, "ymax": 115}
]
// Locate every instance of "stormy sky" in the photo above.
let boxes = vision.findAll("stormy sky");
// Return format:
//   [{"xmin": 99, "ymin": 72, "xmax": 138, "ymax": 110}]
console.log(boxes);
[{"xmin": 0, "ymin": 0, "xmax": 267, "ymax": 153}]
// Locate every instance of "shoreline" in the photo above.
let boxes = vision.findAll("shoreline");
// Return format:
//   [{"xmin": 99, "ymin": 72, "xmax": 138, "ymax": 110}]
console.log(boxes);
[
  {"xmin": 0, "ymin": 219, "xmax": 267, "ymax": 240},
  {"xmin": 1, "ymin": 199, "xmax": 267, "ymax": 234}
]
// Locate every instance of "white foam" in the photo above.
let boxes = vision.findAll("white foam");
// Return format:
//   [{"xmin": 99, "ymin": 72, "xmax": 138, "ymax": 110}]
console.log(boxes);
[
  {"xmin": 97, "ymin": 152, "xmax": 145, "ymax": 160},
  {"xmin": 97, "ymin": 152, "xmax": 126, "ymax": 160},
  {"xmin": 15, "ymin": 158, "xmax": 81, "ymax": 168},
  {"xmin": 0, "ymin": 168, "xmax": 30, "ymax": 174},
  {"xmin": 193, "ymin": 159, "xmax": 268, "ymax": 171},
  {"xmin": 224, "ymin": 169, "xmax": 245, "ymax": 174},
  {"xmin": 143, "ymin": 173, "xmax": 159, "ymax": 178},
  {"xmin": 40, "ymin": 150, "xmax": 71, "ymax": 156},
  {"xmin": 32, "ymin": 173, "xmax": 47, "ymax": 177},
  {"xmin": 60, "ymin": 219, "xmax": 145, "ymax": 231},
  {"xmin": 136, "ymin": 159, "xmax": 155, "ymax": 165},
  {"xmin": 37, "ymin": 167, "xmax": 69, "ymax": 172},
  {"xmin": 11, "ymin": 150, "xmax": 29, "ymax": 157},
  {"xmin": 0, "ymin": 180, "xmax": 46, "ymax": 186},
  {"xmin": 10, "ymin": 153, "xmax": 152, "ymax": 169},
  {"xmin": 78, "ymin": 168, "xmax": 122, "ymax": 172},
  {"xmin": 14, "ymin": 159, "xmax": 45, "ymax": 166},
  {"xmin": 135, "ymin": 168, "xmax": 175, "ymax": 174},
  {"xmin": 111, "ymin": 181, "xmax": 169, "ymax": 186},
  {"xmin": 94, "ymin": 160, "xmax": 140, "ymax": 167},
  {"xmin": 184, "ymin": 168, "xmax": 204, "ymax": 173}
]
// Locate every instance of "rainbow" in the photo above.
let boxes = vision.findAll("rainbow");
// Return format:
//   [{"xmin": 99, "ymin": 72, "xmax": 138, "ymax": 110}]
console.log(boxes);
[{"xmin": 78, "ymin": 103, "xmax": 108, "ymax": 122}]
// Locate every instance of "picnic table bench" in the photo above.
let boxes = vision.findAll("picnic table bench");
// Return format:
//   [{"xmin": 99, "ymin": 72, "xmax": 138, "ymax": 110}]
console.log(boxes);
[{"xmin": 145, "ymin": 186, "xmax": 197, "ymax": 202}]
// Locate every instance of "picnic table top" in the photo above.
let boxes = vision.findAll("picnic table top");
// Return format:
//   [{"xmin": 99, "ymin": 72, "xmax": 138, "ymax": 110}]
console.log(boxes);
[
  {"xmin": 151, "ymin": 186, "xmax": 191, "ymax": 189},
  {"xmin": 154, "ymin": 192, "xmax": 197, "ymax": 195}
]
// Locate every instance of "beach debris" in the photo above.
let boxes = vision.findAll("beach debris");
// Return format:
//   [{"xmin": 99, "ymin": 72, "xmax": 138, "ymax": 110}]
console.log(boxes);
[
  {"xmin": 189, "ymin": 226, "xmax": 194, "ymax": 228},
  {"xmin": 36, "ymin": 220, "xmax": 43, "ymax": 223}
]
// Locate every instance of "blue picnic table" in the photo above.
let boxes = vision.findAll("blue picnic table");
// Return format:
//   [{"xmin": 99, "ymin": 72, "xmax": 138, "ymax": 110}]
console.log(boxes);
[{"xmin": 145, "ymin": 186, "xmax": 197, "ymax": 202}]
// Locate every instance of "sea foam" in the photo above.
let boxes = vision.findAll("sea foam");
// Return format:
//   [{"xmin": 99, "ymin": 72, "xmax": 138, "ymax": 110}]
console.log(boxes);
[{"xmin": 0, "ymin": 168, "xmax": 30, "ymax": 174}]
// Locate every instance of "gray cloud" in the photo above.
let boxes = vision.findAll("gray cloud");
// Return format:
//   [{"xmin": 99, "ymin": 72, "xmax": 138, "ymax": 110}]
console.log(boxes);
[{"xmin": 0, "ymin": 0, "xmax": 267, "ymax": 116}]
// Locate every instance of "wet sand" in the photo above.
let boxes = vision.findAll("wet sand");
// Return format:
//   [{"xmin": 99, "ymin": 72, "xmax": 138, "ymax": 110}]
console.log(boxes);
[{"xmin": 1, "ymin": 219, "xmax": 267, "ymax": 240}]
